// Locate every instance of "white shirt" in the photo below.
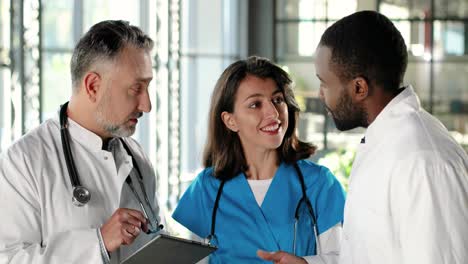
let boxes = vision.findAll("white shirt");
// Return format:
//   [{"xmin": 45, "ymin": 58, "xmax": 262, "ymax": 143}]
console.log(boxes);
[
  {"xmin": 248, "ymin": 178, "xmax": 341, "ymax": 264},
  {"xmin": 247, "ymin": 178, "xmax": 273, "ymax": 205},
  {"xmin": 340, "ymin": 86, "xmax": 468, "ymax": 264},
  {"xmin": 0, "ymin": 116, "xmax": 162, "ymax": 264}
]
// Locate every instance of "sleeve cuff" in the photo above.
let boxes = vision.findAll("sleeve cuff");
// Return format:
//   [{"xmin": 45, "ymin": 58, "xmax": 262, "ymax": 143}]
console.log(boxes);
[
  {"xmin": 303, "ymin": 256, "xmax": 321, "ymax": 264},
  {"xmin": 97, "ymin": 228, "xmax": 111, "ymax": 264}
]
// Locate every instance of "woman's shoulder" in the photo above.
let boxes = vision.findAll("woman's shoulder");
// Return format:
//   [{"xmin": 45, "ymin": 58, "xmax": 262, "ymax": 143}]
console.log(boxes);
[
  {"xmin": 175, "ymin": 167, "xmax": 219, "ymax": 211},
  {"xmin": 197, "ymin": 166, "xmax": 215, "ymax": 180},
  {"xmin": 190, "ymin": 167, "xmax": 222, "ymax": 190},
  {"xmin": 295, "ymin": 159, "xmax": 337, "ymax": 186},
  {"xmin": 296, "ymin": 159, "xmax": 331, "ymax": 175}
]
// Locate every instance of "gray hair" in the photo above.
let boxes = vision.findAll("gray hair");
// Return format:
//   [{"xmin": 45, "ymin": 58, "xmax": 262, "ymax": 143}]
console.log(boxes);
[{"xmin": 70, "ymin": 20, "xmax": 154, "ymax": 91}]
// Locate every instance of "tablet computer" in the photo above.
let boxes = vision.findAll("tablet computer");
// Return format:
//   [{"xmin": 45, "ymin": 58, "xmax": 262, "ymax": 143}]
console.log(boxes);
[{"xmin": 121, "ymin": 234, "xmax": 217, "ymax": 264}]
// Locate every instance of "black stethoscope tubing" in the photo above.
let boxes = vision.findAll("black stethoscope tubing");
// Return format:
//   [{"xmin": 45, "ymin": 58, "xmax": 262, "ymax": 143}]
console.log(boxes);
[
  {"xmin": 60, "ymin": 102, "xmax": 151, "ymax": 207},
  {"xmin": 59, "ymin": 101, "xmax": 161, "ymax": 231},
  {"xmin": 60, "ymin": 102, "xmax": 91, "ymax": 206},
  {"xmin": 208, "ymin": 163, "xmax": 319, "ymax": 253}
]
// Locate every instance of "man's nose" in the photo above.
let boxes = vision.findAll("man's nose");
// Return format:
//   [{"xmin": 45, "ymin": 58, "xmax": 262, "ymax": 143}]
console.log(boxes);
[
  {"xmin": 318, "ymin": 88, "xmax": 325, "ymax": 101},
  {"xmin": 138, "ymin": 90, "xmax": 152, "ymax": 113}
]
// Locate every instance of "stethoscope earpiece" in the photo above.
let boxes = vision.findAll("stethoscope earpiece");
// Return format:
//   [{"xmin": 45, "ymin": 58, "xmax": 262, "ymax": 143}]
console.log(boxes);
[{"xmin": 72, "ymin": 186, "xmax": 91, "ymax": 207}]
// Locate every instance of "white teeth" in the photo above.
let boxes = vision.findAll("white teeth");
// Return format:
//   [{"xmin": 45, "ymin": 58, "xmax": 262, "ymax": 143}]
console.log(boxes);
[{"xmin": 261, "ymin": 123, "xmax": 279, "ymax": 132}]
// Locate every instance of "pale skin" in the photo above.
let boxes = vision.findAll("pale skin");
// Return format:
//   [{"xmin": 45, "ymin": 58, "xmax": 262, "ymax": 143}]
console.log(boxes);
[
  {"xmin": 68, "ymin": 45, "xmax": 153, "ymax": 252},
  {"xmin": 221, "ymin": 75, "xmax": 307, "ymax": 263},
  {"xmin": 221, "ymin": 75, "xmax": 288, "ymax": 180},
  {"xmin": 257, "ymin": 250, "xmax": 308, "ymax": 264}
]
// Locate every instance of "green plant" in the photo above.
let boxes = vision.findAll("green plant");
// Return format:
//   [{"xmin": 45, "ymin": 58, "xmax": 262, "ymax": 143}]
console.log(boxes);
[{"xmin": 318, "ymin": 148, "xmax": 355, "ymax": 191}]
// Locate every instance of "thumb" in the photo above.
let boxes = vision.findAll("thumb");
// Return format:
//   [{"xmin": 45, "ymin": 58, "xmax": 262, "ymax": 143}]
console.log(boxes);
[{"xmin": 257, "ymin": 249, "xmax": 281, "ymax": 261}]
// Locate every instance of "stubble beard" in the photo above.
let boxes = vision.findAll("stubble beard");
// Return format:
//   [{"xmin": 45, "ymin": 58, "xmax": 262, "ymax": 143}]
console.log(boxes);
[
  {"xmin": 95, "ymin": 96, "xmax": 138, "ymax": 138},
  {"xmin": 328, "ymin": 89, "xmax": 368, "ymax": 131}
]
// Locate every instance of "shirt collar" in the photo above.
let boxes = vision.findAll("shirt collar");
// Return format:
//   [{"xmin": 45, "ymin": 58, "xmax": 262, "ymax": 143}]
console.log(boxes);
[
  {"xmin": 55, "ymin": 109, "xmax": 113, "ymax": 152},
  {"xmin": 68, "ymin": 118, "xmax": 107, "ymax": 151},
  {"xmin": 364, "ymin": 85, "xmax": 421, "ymax": 145}
]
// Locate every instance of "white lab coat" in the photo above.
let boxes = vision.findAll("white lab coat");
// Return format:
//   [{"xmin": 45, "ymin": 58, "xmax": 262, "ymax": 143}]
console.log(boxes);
[
  {"xmin": 340, "ymin": 86, "xmax": 468, "ymax": 264},
  {"xmin": 0, "ymin": 116, "xmax": 162, "ymax": 264}
]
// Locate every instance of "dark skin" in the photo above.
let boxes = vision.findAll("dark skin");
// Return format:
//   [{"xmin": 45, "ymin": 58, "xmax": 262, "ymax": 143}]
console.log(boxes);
[
  {"xmin": 355, "ymin": 78, "xmax": 402, "ymax": 126},
  {"xmin": 345, "ymin": 77, "xmax": 399, "ymax": 127},
  {"xmin": 315, "ymin": 45, "xmax": 400, "ymax": 130},
  {"xmin": 257, "ymin": 46, "xmax": 402, "ymax": 264}
]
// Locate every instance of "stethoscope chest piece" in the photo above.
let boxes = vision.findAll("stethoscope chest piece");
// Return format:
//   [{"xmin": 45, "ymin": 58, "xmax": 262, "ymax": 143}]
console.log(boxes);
[{"xmin": 72, "ymin": 186, "xmax": 91, "ymax": 207}]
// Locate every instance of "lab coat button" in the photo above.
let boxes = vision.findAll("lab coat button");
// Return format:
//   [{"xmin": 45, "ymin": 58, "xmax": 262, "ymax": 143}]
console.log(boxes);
[{"xmin": 104, "ymin": 156, "xmax": 108, "ymax": 160}]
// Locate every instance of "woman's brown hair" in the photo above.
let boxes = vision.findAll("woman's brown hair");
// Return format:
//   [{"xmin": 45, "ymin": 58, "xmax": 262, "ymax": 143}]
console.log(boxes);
[{"xmin": 203, "ymin": 56, "xmax": 316, "ymax": 180}]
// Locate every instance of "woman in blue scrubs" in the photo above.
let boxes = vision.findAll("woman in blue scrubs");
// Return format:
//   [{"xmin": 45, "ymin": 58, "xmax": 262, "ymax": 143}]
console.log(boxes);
[{"xmin": 173, "ymin": 56, "xmax": 345, "ymax": 263}]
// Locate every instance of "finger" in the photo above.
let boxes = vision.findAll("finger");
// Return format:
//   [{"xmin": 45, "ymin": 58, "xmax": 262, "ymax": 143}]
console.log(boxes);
[
  {"xmin": 257, "ymin": 249, "xmax": 281, "ymax": 261},
  {"xmin": 126, "ymin": 209, "xmax": 152, "ymax": 233},
  {"xmin": 126, "ymin": 213, "xmax": 145, "ymax": 228},
  {"xmin": 125, "ymin": 208, "xmax": 147, "ymax": 223},
  {"xmin": 122, "ymin": 233, "xmax": 137, "ymax": 246},
  {"xmin": 122, "ymin": 223, "xmax": 141, "ymax": 238},
  {"xmin": 141, "ymin": 218, "xmax": 149, "ymax": 233}
]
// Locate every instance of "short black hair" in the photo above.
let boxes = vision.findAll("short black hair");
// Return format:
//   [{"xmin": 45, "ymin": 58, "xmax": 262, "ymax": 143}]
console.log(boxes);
[
  {"xmin": 319, "ymin": 10, "xmax": 408, "ymax": 92},
  {"xmin": 70, "ymin": 20, "xmax": 153, "ymax": 90}
]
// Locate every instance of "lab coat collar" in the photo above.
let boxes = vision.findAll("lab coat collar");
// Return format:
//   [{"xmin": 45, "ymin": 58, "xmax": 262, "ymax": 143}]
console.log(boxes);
[
  {"xmin": 364, "ymin": 85, "xmax": 421, "ymax": 145},
  {"xmin": 65, "ymin": 116, "xmax": 108, "ymax": 152}
]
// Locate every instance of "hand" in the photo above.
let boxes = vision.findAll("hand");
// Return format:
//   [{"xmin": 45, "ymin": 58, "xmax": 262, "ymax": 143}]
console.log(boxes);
[
  {"xmin": 100, "ymin": 208, "xmax": 149, "ymax": 252},
  {"xmin": 257, "ymin": 249, "xmax": 308, "ymax": 264}
]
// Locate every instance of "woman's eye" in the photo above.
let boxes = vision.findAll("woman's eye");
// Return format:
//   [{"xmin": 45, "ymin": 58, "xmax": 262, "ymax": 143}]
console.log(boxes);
[
  {"xmin": 249, "ymin": 102, "xmax": 259, "ymax": 108},
  {"xmin": 273, "ymin": 97, "xmax": 284, "ymax": 104}
]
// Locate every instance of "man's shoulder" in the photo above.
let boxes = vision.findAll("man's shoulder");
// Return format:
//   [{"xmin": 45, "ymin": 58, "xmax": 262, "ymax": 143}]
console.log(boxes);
[
  {"xmin": 388, "ymin": 109, "xmax": 460, "ymax": 152},
  {"xmin": 385, "ymin": 110, "xmax": 466, "ymax": 173},
  {"xmin": 4, "ymin": 119, "xmax": 59, "ymax": 157}
]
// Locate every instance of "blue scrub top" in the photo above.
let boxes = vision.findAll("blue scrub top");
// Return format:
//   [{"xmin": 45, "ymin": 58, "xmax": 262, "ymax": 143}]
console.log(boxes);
[{"xmin": 173, "ymin": 159, "xmax": 345, "ymax": 263}]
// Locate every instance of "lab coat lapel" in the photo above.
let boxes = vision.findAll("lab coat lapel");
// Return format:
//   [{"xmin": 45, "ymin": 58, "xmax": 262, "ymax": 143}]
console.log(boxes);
[{"xmin": 113, "ymin": 140, "xmax": 134, "ymax": 204}]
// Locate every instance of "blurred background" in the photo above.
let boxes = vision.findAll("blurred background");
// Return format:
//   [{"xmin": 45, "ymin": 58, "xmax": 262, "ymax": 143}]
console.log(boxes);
[{"xmin": 0, "ymin": 0, "xmax": 467, "ymax": 212}]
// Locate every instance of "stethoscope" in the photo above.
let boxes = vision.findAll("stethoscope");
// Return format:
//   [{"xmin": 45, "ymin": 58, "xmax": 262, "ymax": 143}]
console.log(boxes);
[
  {"xmin": 59, "ymin": 102, "xmax": 163, "ymax": 233},
  {"xmin": 207, "ymin": 163, "xmax": 321, "ymax": 255}
]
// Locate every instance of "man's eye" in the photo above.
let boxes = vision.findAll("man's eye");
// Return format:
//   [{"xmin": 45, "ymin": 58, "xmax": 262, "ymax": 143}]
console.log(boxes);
[{"xmin": 131, "ymin": 85, "xmax": 142, "ymax": 93}]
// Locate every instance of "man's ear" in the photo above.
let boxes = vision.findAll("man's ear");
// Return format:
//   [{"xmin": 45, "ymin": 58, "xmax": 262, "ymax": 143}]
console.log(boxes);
[
  {"xmin": 351, "ymin": 77, "xmax": 369, "ymax": 102},
  {"xmin": 221, "ymin": 111, "xmax": 238, "ymax": 132},
  {"xmin": 82, "ymin": 71, "xmax": 102, "ymax": 103}
]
